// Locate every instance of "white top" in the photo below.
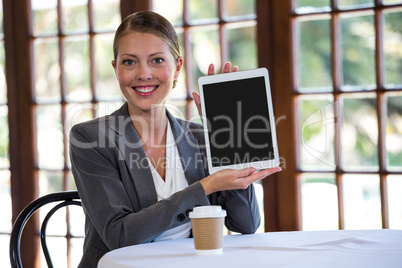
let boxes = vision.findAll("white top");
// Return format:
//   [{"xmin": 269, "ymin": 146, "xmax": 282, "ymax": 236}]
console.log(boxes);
[
  {"xmin": 148, "ymin": 120, "xmax": 191, "ymax": 242},
  {"xmin": 98, "ymin": 229, "xmax": 402, "ymax": 268}
]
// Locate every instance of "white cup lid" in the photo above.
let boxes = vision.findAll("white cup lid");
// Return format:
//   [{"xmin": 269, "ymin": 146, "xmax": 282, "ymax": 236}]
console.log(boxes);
[{"xmin": 189, "ymin": 205, "xmax": 227, "ymax": 218}]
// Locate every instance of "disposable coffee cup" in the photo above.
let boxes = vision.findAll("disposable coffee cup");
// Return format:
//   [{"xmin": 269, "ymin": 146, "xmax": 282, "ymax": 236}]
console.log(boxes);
[{"xmin": 189, "ymin": 205, "xmax": 227, "ymax": 255}]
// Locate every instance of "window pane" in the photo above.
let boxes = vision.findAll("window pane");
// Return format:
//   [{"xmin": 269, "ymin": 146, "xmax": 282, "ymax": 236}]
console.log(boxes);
[
  {"xmin": 152, "ymin": 0, "xmax": 183, "ymax": 26},
  {"xmin": 93, "ymin": 0, "xmax": 120, "ymax": 32},
  {"xmin": 343, "ymin": 174, "xmax": 381, "ymax": 229},
  {"xmin": 94, "ymin": 34, "xmax": 121, "ymax": 100},
  {"xmin": 0, "ymin": 3, "xmax": 2, "ymax": 36},
  {"xmin": 65, "ymin": 103, "xmax": 95, "ymax": 168},
  {"xmin": 170, "ymin": 31, "xmax": 187, "ymax": 100},
  {"xmin": 71, "ymin": 238, "xmax": 84, "ymax": 268},
  {"xmin": 96, "ymin": 101, "xmax": 122, "ymax": 117},
  {"xmin": 64, "ymin": 36, "xmax": 91, "ymax": 102},
  {"xmin": 189, "ymin": 100, "xmax": 202, "ymax": 124},
  {"xmin": 189, "ymin": 26, "xmax": 220, "ymax": 91},
  {"xmin": 171, "ymin": 76, "xmax": 187, "ymax": 101},
  {"xmin": 31, "ymin": 0, "xmax": 58, "ymax": 36},
  {"xmin": 0, "ymin": 106, "xmax": 9, "ymax": 168},
  {"xmin": 388, "ymin": 175, "xmax": 402, "ymax": 229},
  {"xmin": 297, "ymin": 16, "xmax": 332, "ymax": 92},
  {"xmin": 298, "ymin": 95, "xmax": 336, "ymax": 170},
  {"xmin": 340, "ymin": 13, "xmax": 375, "ymax": 90},
  {"xmin": 166, "ymin": 100, "xmax": 187, "ymax": 120},
  {"xmin": 188, "ymin": 0, "xmax": 218, "ymax": 23},
  {"xmin": 384, "ymin": 0, "xmax": 402, "ymax": 4},
  {"xmin": 253, "ymin": 180, "xmax": 265, "ymax": 233},
  {"xmin": 34, "ymin": 38, "xmax": 61, "ymax": 103},
  {"xmin": 70, "ymin": 205, "xmax": 85, "ymax": 237},
  {"xmin": 384, "ymin": 9, "xmax": 402, "ymax": 88},
  {"xmin": 0, "ymin": 41, "xmax": 6, "ymax": 104},
  {"xmin": 0, "ymin": 235, "xmax": 11, "ymax": 268},
  {"xmin": 65, "ymin": 103, "xmax": 94, "ymax": 135},
  {"xmin": 342, "ymin": 93, "xmax": 378, "ymax": 171},
  {"xmin": 36, "ymin": 105, "xmax": 64, "ymax": 169},
  {"xmin": 301, "ymin": 173, "xmax": 338, "ymax": 230},
  {"xmin": 40, "ymin": 207, "xmax": 67, "ymax": 237},
  {"xmin": 338, "ymin": 0, "xmax": 374, "ymax": 9},
  {"xmin": 227, "ymin": 23, "xmax": 257, "ymax": 70},
  {"xmin": 39, "ymin": 170, "xmax": 64, "ymax": 196},
  {"xmin": 62, "ymin": 0, "xmax": 89, "ymax": 34},
  {"xmin": 68, "ymin": 171, "xmax": 77, "ymax": 190},
  {"xmin": 0, "ymin": 170, "xmax": 11, "ymax": 233},
  {"xmin": 223, "ymin": 0, "xmax": 256, "ymax": 18},
  {"xmin": 386, "ymin": 93, "xmax": 402, "ymax": 171},
  {"xmin": 0, "ymin": 41, "xmax": 5, "ymax": 175},
  {"xmin": 43, "ymin": 237, "xmax": 67, "ymax": 267},
  {"xmin": 295, "ymin": 0, "xmax": 331, "ymax": 13}
]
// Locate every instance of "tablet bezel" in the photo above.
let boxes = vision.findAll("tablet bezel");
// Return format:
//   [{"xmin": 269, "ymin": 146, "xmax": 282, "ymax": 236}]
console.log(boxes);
[{"xmin": 198, "ymin": 67, "xmax": 280, "ymax": 174}]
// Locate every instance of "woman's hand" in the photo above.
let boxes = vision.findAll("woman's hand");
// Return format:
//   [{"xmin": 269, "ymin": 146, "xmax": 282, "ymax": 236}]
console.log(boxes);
[
  {"xmin": 192, "ymin": 62, "xmax": 239, "ymax": 119},
  {"xmin": 200, "ymin": 167, "xmax": 282, "ymax": 195}
]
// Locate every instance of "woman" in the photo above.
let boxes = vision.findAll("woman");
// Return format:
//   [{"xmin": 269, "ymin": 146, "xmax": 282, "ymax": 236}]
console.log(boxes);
[{"xmin": 70, "ymin": 10, "xmax": 281, "ymax": 267}]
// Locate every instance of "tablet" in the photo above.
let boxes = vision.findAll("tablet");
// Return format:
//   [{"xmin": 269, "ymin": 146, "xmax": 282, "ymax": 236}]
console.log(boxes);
[{"xmin": 198, "ymin": 67, "xmax": 279, "ymax": 174}]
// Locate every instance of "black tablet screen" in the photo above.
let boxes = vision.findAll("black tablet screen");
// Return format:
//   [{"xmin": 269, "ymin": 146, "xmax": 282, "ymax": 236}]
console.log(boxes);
[{"xmin": 202, "ymin": 76, "xmax": 275, "ymax": 167}]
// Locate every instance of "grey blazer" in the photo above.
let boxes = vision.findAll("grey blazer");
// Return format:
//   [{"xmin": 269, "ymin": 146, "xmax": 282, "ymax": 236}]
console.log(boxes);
[{"xmin": 70, "ymin": 102, "xmax": 260, "ymax": 267}]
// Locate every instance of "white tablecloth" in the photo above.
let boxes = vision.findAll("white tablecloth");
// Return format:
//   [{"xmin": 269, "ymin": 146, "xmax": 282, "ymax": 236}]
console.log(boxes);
[{"xmin": 98, "ymin": 229, "xmax": 402, "ymax": 268}]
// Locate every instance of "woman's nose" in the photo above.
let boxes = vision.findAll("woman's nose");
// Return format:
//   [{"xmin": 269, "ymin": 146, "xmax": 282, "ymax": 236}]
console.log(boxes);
[{"xmin": 136, "ymin": 63, "xmax": 152, "ymax": 81}]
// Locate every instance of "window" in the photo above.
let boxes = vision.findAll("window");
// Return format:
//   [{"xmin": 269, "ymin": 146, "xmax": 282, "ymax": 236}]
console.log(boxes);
[
  {"xmin": 31, "ymin": 0, "xmax": 121, "ymax": 266},
  {"xmin": 294, "ymin": 0, "xmax": 402, "ymax": 230}
]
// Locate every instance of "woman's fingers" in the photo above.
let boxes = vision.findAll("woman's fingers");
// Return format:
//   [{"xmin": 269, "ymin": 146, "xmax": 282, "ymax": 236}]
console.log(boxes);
[
  {"xmin": 223, "ymin": 62, "xmax": 239, "ymax": 73},
  {"xmin": 222, "ymin": 62, "xmax": 231, "ymax": 73},
  {"xmin": 201, "ymin": 167, "xmax": 282, "ymax": 195},
  {"xmin": 192, "ymin": 92, "xmax": 202, "ymax": 118},
  {"xmin": 208, "ymin": 64, "xmax": 215, "ymax": 75},
  {"xmin": 231, "ymin": 167, "xmax": 256, "ymax": 179},
  {"xmin": 208, "ymin": 62, "xmax": 238, "ymax": 75},
  {"xmin": 230, "ymin": 167, "xmax": 281, "ymax": 189},
  {"xmin": 243, "ymin": 167, "xmax": 282, "ymax": 184}
]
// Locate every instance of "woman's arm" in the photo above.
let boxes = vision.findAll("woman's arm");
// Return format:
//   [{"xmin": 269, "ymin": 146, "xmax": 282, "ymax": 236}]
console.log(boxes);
[
  {"xmin": 192, "ymin": 62, "xmax": 281, "ymax": 233},
  {"xmin": 70, "ymin": 123, "xmax": 211, "ymax": 250},
  {"xmin": 204, "ymin": 168, "xmax": 280, "ymax": 233}
]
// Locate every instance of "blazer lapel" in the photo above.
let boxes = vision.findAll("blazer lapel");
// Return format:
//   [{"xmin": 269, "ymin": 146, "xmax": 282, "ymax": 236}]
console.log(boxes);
[
  {"xmin": 107, "ymin": 104, "xmax": 206, "ymax": 210},
  {"xmin": 109, "ymin": 103, "xmax": 158, "ymax": 209}
]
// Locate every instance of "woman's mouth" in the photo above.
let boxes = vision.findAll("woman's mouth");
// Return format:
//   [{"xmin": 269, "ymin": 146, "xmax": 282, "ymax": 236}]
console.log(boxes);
[{"xmin": 133, "ymin": 86, "xmax": 158, "ymax": 96}]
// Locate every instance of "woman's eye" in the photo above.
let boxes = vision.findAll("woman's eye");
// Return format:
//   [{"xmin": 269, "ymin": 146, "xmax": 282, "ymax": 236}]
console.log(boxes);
[
  {"xmin": 153, "ymin": 58, "xmax": 164, "ymax": 64},
  {"xmin": 123, "ymin": 59, "xmax": 134, "ymax": 65}
]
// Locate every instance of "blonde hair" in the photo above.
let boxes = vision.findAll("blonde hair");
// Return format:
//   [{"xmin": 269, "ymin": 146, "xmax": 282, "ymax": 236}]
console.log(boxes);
[{"xmin": 113, "ymin": 11, "xmax": 181, "ymax": 87}]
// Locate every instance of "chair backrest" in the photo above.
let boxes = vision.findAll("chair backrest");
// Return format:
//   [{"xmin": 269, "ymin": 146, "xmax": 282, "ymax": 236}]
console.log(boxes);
[{"xmin": 9, "ymin": 191, "xmax": 81, "ymax": 268}]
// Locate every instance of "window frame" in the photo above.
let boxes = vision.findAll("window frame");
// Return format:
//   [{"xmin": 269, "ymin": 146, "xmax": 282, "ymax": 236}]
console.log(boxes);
[
  {"xmin": 257, "ymin": 0, "xmax": 402, "ymax": 231},
  {"xmin": 6, "ymin": 0, "xmax": 124, "ymax": 265}
]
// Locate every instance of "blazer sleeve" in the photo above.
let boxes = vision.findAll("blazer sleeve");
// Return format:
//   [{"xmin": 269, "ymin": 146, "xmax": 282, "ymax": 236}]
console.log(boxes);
[
  {"xmin": 188, "ymin": 121, "xmax": 261, "ymax": 234},
  {"xmin": 70, "ymin": 123, "xmax": 211, "ymax": 250},
  {"xmin": 212, "ymin": 187, "xmax": 261, "ymax": 234}
]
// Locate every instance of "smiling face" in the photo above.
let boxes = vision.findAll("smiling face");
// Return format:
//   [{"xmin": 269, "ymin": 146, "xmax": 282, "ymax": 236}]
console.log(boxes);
[{"xmin": 112, "ymin": 31, "xmax": 182, "ymax": 115}]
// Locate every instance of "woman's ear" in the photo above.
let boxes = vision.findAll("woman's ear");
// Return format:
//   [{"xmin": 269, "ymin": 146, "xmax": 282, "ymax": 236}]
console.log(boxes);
[
  {"xmin": 111, "ymin": 60, "xmax": 118, "ymax": 77},
  {"xmin": 174, "ymin": 57, "xmax": 183, "ymax": 80}
]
